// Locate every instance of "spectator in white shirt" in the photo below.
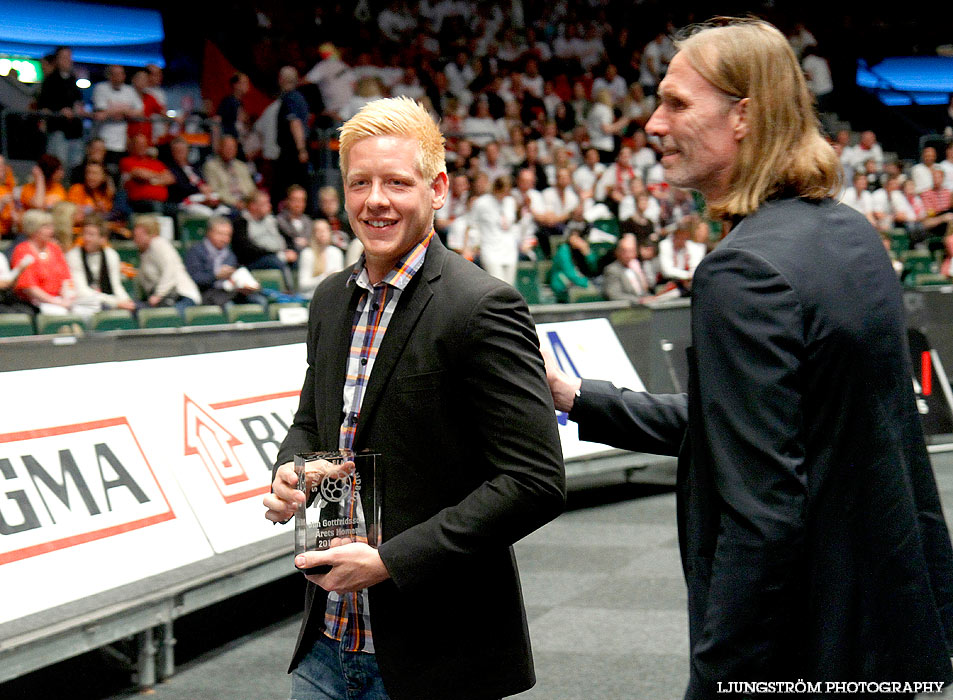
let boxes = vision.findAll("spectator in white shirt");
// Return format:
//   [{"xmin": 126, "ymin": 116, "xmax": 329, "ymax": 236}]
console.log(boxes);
[
  {"xmin": 437, "ymin": 171, "xmax": 471, "ymax": 252},
  {"xmin": 462, "ymin": 99, "xmax": 504, "ymax": 149},
  {"xmin": 872, "ymin": 175, "xmax": 917, "ymax": 233},
  {"xmin": 573, "ymin": 148, "xmax": 606, "ymax": 199},
  {"xmin": 542, "ymin": 167, "xmax": 580, "ymax": 228},
  {"xmin": 592, "ymin": 64, "xmax": 628, "ymax": 105},
  {"xmin": 911, "ymin": 147, "xmax": 939, "ymax": 194},
  {"xmin": 940, "ymin": 143, "xmax": 953, "ymax": 190},
  {"xmin": 578, "ymin": 25, "xmax": 606, "ymax": 72},
  {"xmin": 297, "ymin": 219, "xmax": 345, "ymax": 297},
  {"xmin": 471, "ymin": 175, "xmax": 520, "ymax": 285},
  {"xmin": 840, "ymin": 171, "xmax": 877, "ymax": 226},
  {"xmin": 658, "ymin": 216, "xmax": 706, "ymax": 295},
  {"xmin": 479, "ymin": 141, "xmax": 510, "ymax": 182},
  {"xmin": 444, "ymin": 51, "xmax": 476, "ymax": 101},
  {"xmin": 587, "ymin": 89, "xmax": 630, "ymax": 162},
  {"xmin": 303, "ymin": 43, "xmax": 354, "ymax": 123},
  {"xmin": 520, "ymin": 59, "xmax": 544, "ymax": 99},
  {"xmin": 535, "ymin": 122, "xmax": 566, "ymax": 165},
  {"xmin": 377, "ymin": 0, "xmax": 416, "ymax": 42},
  {"xmin": 622, "ymin": 82, "xmax": 656, "ymax": 128},
  {"xmin": 392, "ymin": 67, "xmax": 426, "ymax": 101},
  {"xmin": 67, "ymin": 216, "xmax": 135, "ymax": 313},
  {"xmin": 92, "ymin": 65, "xmax": 143, "ymax": 159},
  {"xmin": 843, "ymin": 130, "xmax": 883, "ymax": 174},
  {"xmin": 802, "ymin": 45, "xmax": 834, "ymax": 113}
]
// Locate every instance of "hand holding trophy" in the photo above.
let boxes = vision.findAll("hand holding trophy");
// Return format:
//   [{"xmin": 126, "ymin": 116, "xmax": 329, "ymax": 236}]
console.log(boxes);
[{"xmin": 293, "ymin": 450, "xmax": 381, "ymax": 576}]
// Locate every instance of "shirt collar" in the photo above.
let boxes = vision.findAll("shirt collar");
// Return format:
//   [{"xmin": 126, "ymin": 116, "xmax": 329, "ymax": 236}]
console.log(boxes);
[{"xmin": 348, "ymin": 228, "xmax": 434, "ymax": 291}]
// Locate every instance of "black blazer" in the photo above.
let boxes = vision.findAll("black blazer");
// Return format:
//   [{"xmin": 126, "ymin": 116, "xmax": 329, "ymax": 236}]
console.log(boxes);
[
  {"xmin": 571, "ymin": 198, "xmax": 953, "ymax": 697},
  {"xmin": 275, "ymin": 236, "xmax": 566, "ymax": 700}
]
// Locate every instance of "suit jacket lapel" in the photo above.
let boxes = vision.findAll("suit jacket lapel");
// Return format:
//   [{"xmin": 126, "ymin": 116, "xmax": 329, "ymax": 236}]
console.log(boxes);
[{"xmin": 352, "ymin": 240, "xmax": 445, "ymax": 447}]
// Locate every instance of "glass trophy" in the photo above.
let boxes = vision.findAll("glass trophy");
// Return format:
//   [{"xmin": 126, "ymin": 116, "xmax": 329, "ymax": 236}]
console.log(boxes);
[{"xmin": 293, "ymin": 450, "xmax": 381, "ymax": 575}]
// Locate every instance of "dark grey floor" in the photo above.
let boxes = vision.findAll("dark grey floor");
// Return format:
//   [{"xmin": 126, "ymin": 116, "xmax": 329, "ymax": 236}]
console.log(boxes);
[{"xmin": 10, "ymin": 455, "xmax": 953, "ymax": 700}]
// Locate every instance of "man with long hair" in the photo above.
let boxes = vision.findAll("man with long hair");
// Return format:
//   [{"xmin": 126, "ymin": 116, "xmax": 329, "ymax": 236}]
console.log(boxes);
[{"xmin": 545, "ymin": 18, "xmax": 953, "ymax": 698}]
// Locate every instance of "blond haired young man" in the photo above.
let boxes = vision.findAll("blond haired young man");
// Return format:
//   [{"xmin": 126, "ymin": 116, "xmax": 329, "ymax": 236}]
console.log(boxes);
[
  {"xmin": 264, "ymin": 97, "xmax": 565, "ymax": 700},
  {"xmin": 546, "ymin": 18, "xmax": 953, "ymax": 699}
]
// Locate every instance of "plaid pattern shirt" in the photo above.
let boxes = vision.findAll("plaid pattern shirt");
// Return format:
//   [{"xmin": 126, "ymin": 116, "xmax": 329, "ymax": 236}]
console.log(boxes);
[{"xmin": 324, "ymin": 229, "xmax": 434, "ymax": 653}]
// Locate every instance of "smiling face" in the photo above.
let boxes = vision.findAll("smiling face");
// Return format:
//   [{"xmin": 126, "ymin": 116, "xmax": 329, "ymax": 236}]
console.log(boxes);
[
  {"xmin": 344, "ymin": 135, "xmax": 448, "ymax": 283},
  {"xmin": 646, "ymin": 52, "xmax": 747, "ymax": 201},
  {"xmin": 82, "ymin": 224, "xmax": 106, "ymax": 253}
]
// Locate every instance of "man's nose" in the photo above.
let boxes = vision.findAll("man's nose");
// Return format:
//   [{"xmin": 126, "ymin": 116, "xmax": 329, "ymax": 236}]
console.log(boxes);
[
  {"xmin": 646, "ymin": 109, "xmax": 665, "ymax": 137},
  {"xmin": 367, "ymin": 180, "xmax": 388, "ymax": 208}
]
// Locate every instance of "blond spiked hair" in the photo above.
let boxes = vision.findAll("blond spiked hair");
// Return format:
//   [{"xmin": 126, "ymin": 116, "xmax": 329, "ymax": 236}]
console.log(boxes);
[
  {"xmin": 676, "ymin": 18, "xmax": 841, "ymax": 219},
  {"xmin": 338, "ymin": 97, "xmax": 447, "ymax": 182}
]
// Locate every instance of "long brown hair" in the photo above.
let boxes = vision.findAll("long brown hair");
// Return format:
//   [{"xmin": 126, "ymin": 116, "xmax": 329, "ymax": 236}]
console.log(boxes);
[{"xmin": 676, "ymin": 18, "xmax": 841, "ymax": 219}]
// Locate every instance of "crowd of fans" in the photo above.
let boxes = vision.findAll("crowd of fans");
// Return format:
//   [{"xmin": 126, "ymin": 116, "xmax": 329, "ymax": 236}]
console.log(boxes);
[{"xmin": 0, "ymin": 3, "xmax": 947, "ymax": 325}]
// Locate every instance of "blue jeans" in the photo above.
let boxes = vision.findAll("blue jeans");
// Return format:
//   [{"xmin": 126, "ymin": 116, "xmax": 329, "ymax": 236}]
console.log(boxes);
[{"xmin": 290, "ymin": 633, "xmax": 390, "ymax": 700}]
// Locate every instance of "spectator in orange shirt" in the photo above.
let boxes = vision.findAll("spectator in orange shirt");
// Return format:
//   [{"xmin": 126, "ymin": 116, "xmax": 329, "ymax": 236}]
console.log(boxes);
[
  {"xmin": 21, "ymin": 154, "xmax": 68, "ymax": 211},
  {"xmin": 0, "ymin": 154, "xmax": 18, "ymax": 237},
  {"xmin": 68, "ymin": 162, "xmax": 115, "ymax": 219},
  {"xmin": 119, "ymin": 133, "xmax": 175, "ymax": 213}
]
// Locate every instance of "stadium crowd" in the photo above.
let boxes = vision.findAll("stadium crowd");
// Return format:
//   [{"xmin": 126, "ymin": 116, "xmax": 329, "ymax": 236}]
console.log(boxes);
[{"xmin": 0, "ymin": 3, "xmax": 947, "ymax": 325}]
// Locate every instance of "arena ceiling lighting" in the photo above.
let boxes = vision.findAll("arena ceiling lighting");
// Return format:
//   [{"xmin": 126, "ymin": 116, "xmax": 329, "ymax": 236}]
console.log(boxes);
[
  {"xmin": 0, "ymin": 0, "xmax": 164, "ymax": 67},
  {"xmin": 857, "ymin": 57, "xmax": 953, "ymax": 106}
]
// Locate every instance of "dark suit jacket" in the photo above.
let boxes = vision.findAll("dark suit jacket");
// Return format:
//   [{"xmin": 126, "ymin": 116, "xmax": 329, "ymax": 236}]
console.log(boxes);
[
  {"xmin": 275, "ymin": 236, "xmax": 566, "ymax": 700},
  {"xmin": 183, "ymin": 240, "xmax": 238, "ymax": 293},
  {"xmin": 571, "ymin": 198, "xmax": 953, "ymax": 697}
]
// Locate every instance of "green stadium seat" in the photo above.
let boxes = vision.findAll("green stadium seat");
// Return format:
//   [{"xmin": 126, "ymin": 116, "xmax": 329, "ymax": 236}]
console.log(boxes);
[
  {"xmin": 251, "ymin": 268, "xmax": 287, "ymax": 293},
  {"xmin": 138, "ymin": 307, "xmax": 184, "ymax": 329},
  {"xmin": 568, "ymin": 288, "xmax": 605, "ymax": 303},
  {"xmin": 889, "ymin": 229, "xmax": 909, "ymax": 255},
  {"xmin": 184, "ymin": 305, "xmax": 227, "ymax": 326},
  {"xmin": 179, "ymin": 215, "xmax": 209, "ymax": 246},
  {"xmin": 515, "ymin": 262, "xmax": 541, "ymax": 305},
  {"xmin": 35, "ymin": 313, "xmax": 87, "ymax": 335},
  {"xmin": 227, "ymin": 303, "xmax": 269, "ymax": 324},
  {"xmin": 536, "ymin": 259, "xmax": 553, "ymax": 283},
  {"xmin": 901, "ymin": 250, "xmax": 933, "ymax": 279},
  {"xmin": 90, "ymin": 309, "xmax": 137, "ymax": 331},
  {"xmin": 591, "ymin": 218, "xmax": 621, "ymax": 238},
  {"xmin": 910, "ymin": 273, "xmax": 952, "ymax": 287},
  {"xmin": 0, "ymin": 312, "xmax": 34, "ymax": 337},
  {"xmin": 112, "ymin": 241, "xmax": 140, "ymax": 267}
]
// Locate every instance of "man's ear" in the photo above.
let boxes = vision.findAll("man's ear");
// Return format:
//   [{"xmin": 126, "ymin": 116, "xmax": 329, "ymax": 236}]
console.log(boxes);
[
  {"xmin": 431, "ymin": 171, "xmax": 449, "ymax": 210},
  {"xmin": 732, "ymin": 97, "xmax": 749, "ymax": 141}
]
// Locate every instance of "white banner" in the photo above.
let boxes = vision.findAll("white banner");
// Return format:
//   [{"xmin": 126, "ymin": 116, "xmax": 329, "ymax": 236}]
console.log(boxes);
[
  {"xmin": 124, "ymin": 346, "xmax": 307, "ymax": 553},
  {"xmin": 0, "ymin": 364, "xmax": 213, "ymax": 624},
  {"xmin": 537, "ymin": 318, "xmax": 646, "ymax": 460},
  {"xmin": 0, "ymin": 319, "xmax": 641, "ymax": 624}
]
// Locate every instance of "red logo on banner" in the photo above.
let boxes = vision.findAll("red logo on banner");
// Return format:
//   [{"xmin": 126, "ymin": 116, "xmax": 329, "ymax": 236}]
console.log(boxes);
[{"xmin": 182, "ymin": 391, "xmax": 299, "ymax": 504}]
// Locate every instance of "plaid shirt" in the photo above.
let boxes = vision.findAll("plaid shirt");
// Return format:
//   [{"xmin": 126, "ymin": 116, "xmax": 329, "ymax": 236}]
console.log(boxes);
[{"xmin": 324, "ymin": 229, "xmax": 434, "ymax": 653}]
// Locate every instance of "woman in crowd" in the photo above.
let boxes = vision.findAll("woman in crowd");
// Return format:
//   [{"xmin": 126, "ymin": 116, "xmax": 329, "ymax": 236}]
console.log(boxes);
[
  {"xmin": 68, "ymin": 161, "xmax": 115, "ymax": 218},
  {"xmin": 133, "ymin": 215, "xmax": 200, "ymax": 313},
  {"xmin": 470, "ymin": 175, "xmax": 519, "ymax": 284},
  {"xmin": 51, "ymin": 200, "xmax": 78, "ymax": 251},
  {"xmin": 66, "ymin": 215, "xmax": 135, "ymax": 313},
  {"xmin": 0, "ymin": 154, "xmax": 19, "ymax": 237},
  {"xmin": 549, "ymin": 229, "xmax": 600, "ymax": 303},
  {"xmin": 10, "ymin": 209, "xmax": 76, "ymax": 313},
  {"xmin": 21, "ymin": 154, "xmax": 68, "ymax": 211},
  {"xmin": 297, "ymin": 219, "xmax": 345, "ymax": 297},
  {"xmin": 587, "ymin": 88, "xmax": 630, "ymax": 163}
]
